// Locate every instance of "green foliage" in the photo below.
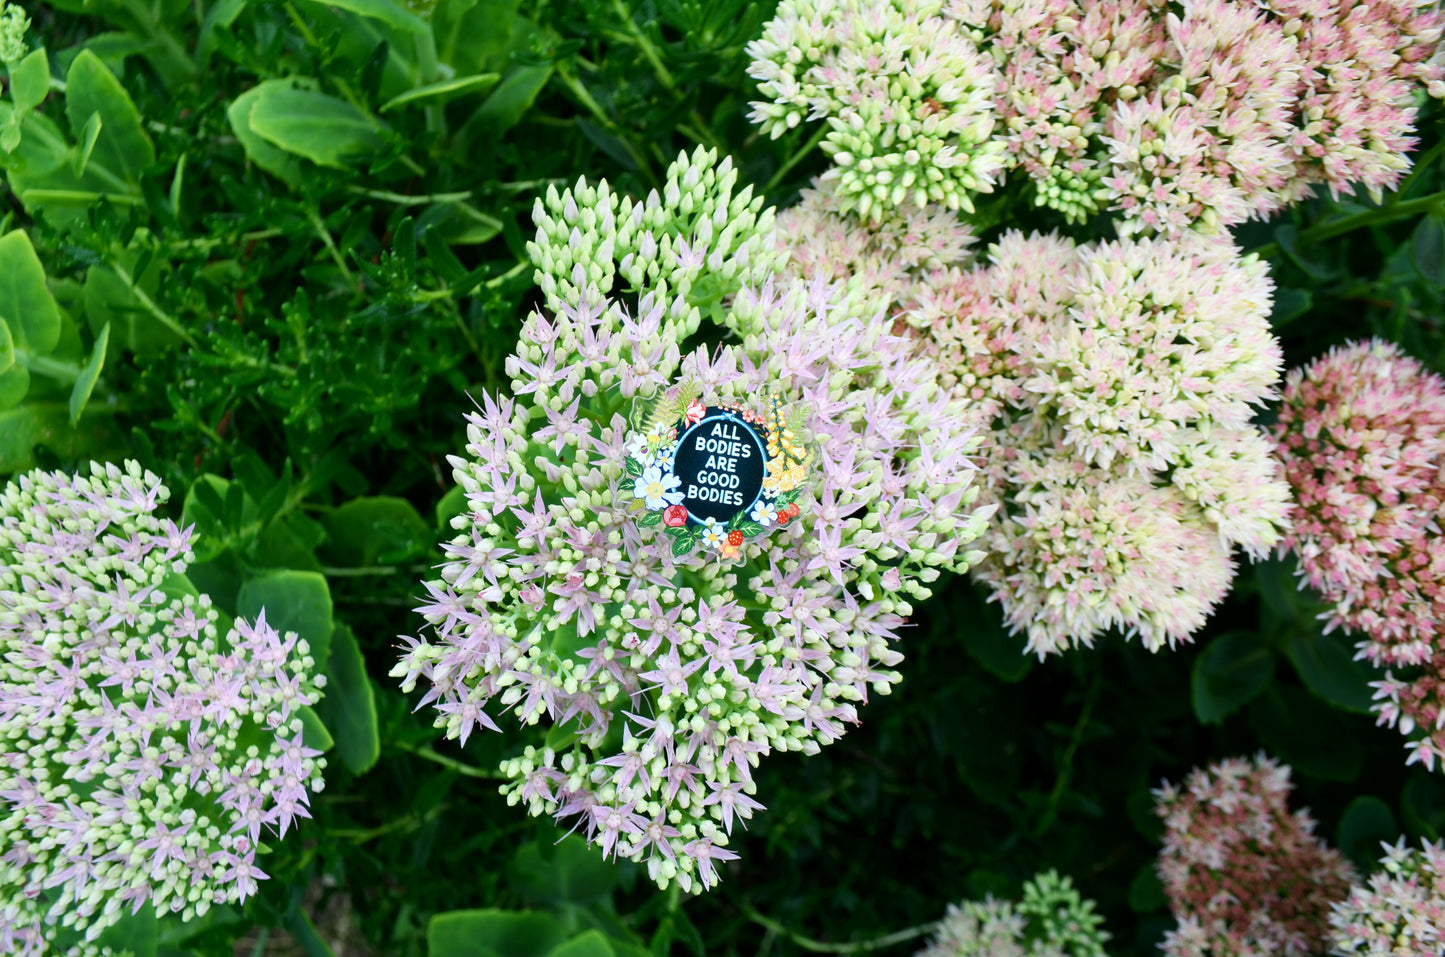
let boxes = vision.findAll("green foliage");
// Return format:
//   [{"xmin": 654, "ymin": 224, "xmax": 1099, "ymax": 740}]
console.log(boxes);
[{"xmin": 1, "ymin": 3, "xmax": 1443, "ymax": 957}]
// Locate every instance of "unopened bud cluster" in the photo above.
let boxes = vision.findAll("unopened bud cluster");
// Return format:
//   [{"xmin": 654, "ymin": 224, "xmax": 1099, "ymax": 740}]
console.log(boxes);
[
  {"xmin": 0, "ymin": 463, "xmax": 325, "ymax": 954},
  {"xmin": 917, "ymin": 870, "xmax": 1109, "ymax": 957},
  {"xmin": 395, "ymin": 150, "xmax": 991, "ymax": 892}
]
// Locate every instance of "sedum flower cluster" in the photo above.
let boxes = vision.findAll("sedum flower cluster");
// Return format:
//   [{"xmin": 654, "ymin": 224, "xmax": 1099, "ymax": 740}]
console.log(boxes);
[
  {"xmin": 907, "ymin": 230, "xmax": 1290, "ymax": 655},
  {"xmin": 748, "ymin": 0, "xmax": 1444, "ymax": 235},
  {"xmin": 1273, "ymin": 339, "xmax": 1445, "ymax": 771},
  {"xmin": 917, "ymin": 870, "xmax": 1109, "ymax": 957},
  {"xmin": 0, "ymin": 463, "xmax": 325, "ymax": 955},
  {"xmin": 747, "ymin": 0, "xmax": 1007, "ymax": 219},
  {"xmin": 1154, "ymin": 754, "xmax": 1355, "ymax": 957},
  {"xmin": 0, "ymin": 1, "xmax": 26, "ymax": 64},
  {"xmin": 1329, "ymin": 838, "xmax": 1445, "ymax": 956},
  {"xmin": 772, "ymin": 177, "xmax": 978, "ymax": 318},
  {"xmin": 394, "ymin": 148, "xmax": 991, "ymax": 893}
]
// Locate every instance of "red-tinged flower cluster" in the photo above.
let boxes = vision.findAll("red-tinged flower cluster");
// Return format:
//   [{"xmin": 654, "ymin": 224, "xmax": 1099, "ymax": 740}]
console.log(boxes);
[
  {"xmin": 1274, "ymin": 339, "xmax": 1445, "ymax": 769},
  {"xmin": 1154, "ymin": 754, "xmax": 1355, "ymax": 957}
]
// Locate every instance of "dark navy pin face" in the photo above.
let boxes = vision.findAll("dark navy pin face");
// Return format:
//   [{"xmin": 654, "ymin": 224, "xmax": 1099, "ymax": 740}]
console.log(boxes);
[{"xmin": 671, "ymin": 408, "xmax": 767, "ymax": 525}]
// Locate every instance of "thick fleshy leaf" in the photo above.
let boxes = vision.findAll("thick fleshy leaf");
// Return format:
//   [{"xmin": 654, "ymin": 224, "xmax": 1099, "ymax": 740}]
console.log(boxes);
[
  {"xmin": 248, "ymin": 85, "xmax": 387, "ymax": 170},
  {"xmin": 236, "ymin": 569, "xmax": 334, "ymax": 670},
  {"xmin": 429, "ymin": 910, "xmax": 566, "ymax": 957},
  {"xmin": 1191, "ymin": 631, "xmax": 1275, "ymax": 725},
  {"xmin": 0, "ymin": 318, "xmax": 12, "ymax": 374},
  {"xmin": 1285, "ymin": 629, "xmax": 1376, "ymax": 714},
  {"xmin": 64, "ymin": 50, "xmax": 155, "ymax": 184},
  {"xmin": 319, "ymin": 624, "xmax": 380, "ymax": 775},
  {"xmin": 509, "ymin": 836, "xmax": 617, "ymax": 906},
  {"xmin": 0, "ymin": 230, "xmax": 62, "ymax": 356},
  {"xmin": 68, "ymin": 322, "xmax": 108, "ymax": 424},
  {"xmin": 9, "ymin": 48, "xmax": 50, "ymax": 113},
  {"xmin": 319, "ymin": 496, "xmax": 430, "ymax": 566},
  {"xmin": 1336, "ymin": 796, "xmax": 1396, "ymax": 869},
  {"xmin": 227, "ymin": 83, "xmax": 304, "ymax": 187},
  {"xmin": 312, "ymin": 0, "xmax": 428, "ymax": 33},
  {"xmin": 546, "ymin": 933, "xmax": 615, "ymax": 957},
  {"xmin": 381, "ymin": 73, "xmax": 500, "ymax": 112}
]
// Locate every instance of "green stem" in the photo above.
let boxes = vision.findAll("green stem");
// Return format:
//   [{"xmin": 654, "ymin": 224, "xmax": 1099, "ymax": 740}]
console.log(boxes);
[
  {"xmin": 741, "ymin": 905, "xmax": 935, "ymax": 954},
  {"xmin": 108, "ymin": 260, "xmax": 200, "ymax": 349},
  {"xmin": 346, "ymin": 186, "xmax": 474, "ymax": 206},
  {"xmin": 394, "ymin": 741, "xmax": 507, "ymax": 780},
  {"xmin": 555, "ymin": 66, "xmax": 655, "ymax": 180},
  {"xmin": 23, "ymin": 353, "xmax": 80, "ymax": 384},
  {"xmin": 1250, "ymin": 188, "xmax": 1445, "ymax": 260},
  {"xmin": 611, "ymin": 0, "xmax": 677, "ymax": 93},
  {"xmin": 306, "ymin": 208, "xmax": 353, "ymax": 282},
  {"xmin": 1033, "ymin": 674, "xmax": 1101, "ymax": 838},
  {"xmin": 764, "ymin": 124, "xmax": 828, "ymax": 195}
]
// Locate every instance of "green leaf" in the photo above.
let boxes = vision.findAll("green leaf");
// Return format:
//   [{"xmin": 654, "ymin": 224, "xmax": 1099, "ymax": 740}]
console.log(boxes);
[
  {"xmin": 1404, "ymin": 776, "xmax": 1445, "ymax": 842},
  {"xmin": 319, "ymin": 496, "xmax": 430, "ymax": 566},
  {"xmin": 1269, "ymin": 287, "xmax": 1312, "ymax": 327},
  {"xmin": 429, "ymin": 910, "xmax": 567, "ymax": 957},
  {"xmin": 0, "ymin": 230, "xmax": 61, "ymax": 356},
  {"xmin": 1413, "ymin": 215, "xmax": 1445, "ymax": 286},
  {"xmin": 9, "ymin": 48, "xmax": 50, "ymax": 113},
  {"xmin": 319, "ymin": 624, "xmax": 380, "ymax": 775},
  {"xmin": 1126, "ymin": 863, "xmax": 1166, "ymax": 913},
  {"xmin": 672, "ymin": 531, "xmax": 694, "ymax": 556},
  {"xmin": 1284, "ymin": 629, "xmax": 1376, "ymax": 714},
  {"xmin": 435, "ymin": 0, "xmax": 519, "ymax": 75},
  {"xmin": 248, "ymin": 85, "xmax": 387, "ymax": 170},
  {"xmin": 0, "ymin": 400, "xmax": 119, "ymax": 471},
  {"xmin": 463, "ymin": 62, "xmax": 552, "ymax": 139},
  {"xmin": 955, "ymin": 582, "xmax": 1032, "ymax": 683},
  {"xmin": 312, "ymin": 0, "xmax": 430, "ymax": 33},
  {"xmin": 436, "ymin": 484, "xmax": 467, "ymax": 528},
  {"xmin": 68, "ymin": 322, "xmax": 108, "ymax": 425},
  {"xmin": 1248, "ymin": 684, "xmax": 1364, "ymax": 781},
  {"xmin": 0, "ymin": 364, "xmax": 28, "ymax": 410},
  {"xmin": 236, "ymin": 569, "xmax": 334, "ymax": 669},
  {"xmin": 1336, "ymin": 796, "xmax": 1396, "ymax": 869},
  {"xmin": 227, "ymin": 83, "xmax": 304, "ymax": 187},
  {"xmin": 0, "ymin": 317, "xmax": 12, "ymax": 374},
  {"xmin": 1191, "ymin": 631, "xmax": 1275, "ymax": 725},
  {"xmin": 548, "ymin": 933, "xmax": 615, "ymax": 957},
  {"xmin": 509, "ymin": 835, "xmax": 617, "ymax": 906},
  {"xmin": 64, "ymin": 50, "xmax": 155, "ymax": 184},
  {"xmin": 638, "ymin": 509, "xmax": 662, "ymax": 527},
  {"xmin": 381, "ymin": 73, "xmax": 502, "ymax": 112},
  {"xmin": 74, "ymin": 110, "xmax": 102, "ymax": 178},
  {"xmin": 297, "ymin": 704, "xmax": 335, "ymax": 753}
]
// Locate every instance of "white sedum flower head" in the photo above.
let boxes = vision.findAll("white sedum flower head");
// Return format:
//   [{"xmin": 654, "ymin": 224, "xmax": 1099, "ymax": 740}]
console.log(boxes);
[{"xmin": 0, "ymin": 462, "xmax": 326, "ymax": 954}]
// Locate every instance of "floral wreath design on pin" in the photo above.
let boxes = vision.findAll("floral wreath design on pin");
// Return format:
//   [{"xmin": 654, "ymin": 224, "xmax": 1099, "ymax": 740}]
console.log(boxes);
[{"xmin": 625, "ymin": 382, "xmax": 811, "ymax": 560}]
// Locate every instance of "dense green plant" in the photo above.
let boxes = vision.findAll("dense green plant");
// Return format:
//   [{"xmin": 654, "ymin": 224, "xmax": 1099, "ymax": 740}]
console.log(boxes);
[{"xmin": 2, "ymin": 1, "xmax": 1445, "ymax": 956}]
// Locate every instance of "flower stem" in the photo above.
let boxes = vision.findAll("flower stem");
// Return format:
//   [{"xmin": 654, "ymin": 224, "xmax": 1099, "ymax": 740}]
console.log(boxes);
[
  {"xmin": 741, "ymin": 904, "xmax": 935, "ymax": 954},
  {"xmin": 1250, "ymin": 188, "xmax": 1445, "ymax": 261},
  {"xmin": 393, "ymin": 740, "xmax": 506, "ymax": 780},
  {"xmin": 764, "ymin": 125, "xmax": 828, "ymax": 195}
]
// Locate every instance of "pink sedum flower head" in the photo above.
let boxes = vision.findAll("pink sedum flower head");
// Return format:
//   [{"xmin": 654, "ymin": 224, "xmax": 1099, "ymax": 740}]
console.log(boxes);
[
  {"xmin": 917, "ymin": 870, "xmax": 1109, "ymax": 957},
  {"xmin": 751, "ymin": 0, "xmax": 1445, "ymax": 236},
  {"xmin": 916, "ymin": 231, "xmax": 1290, "ymax": 655},
  {"xmin": 1154, "ymin": 754, "xmax": 1356, "ymax": 957},
  {"xmin": 774, "ymin": 176, "xmax": 977, "ymax": 322},
  {"xmin": 1329, "ymin": 837, "xmax": 1445, "ymax": 956},
  {"xmin": 747, "ymin": 0, "xmax": 1007, "ymax": 218},
  {"xmin": 0, "ymin": 462, "xmax": 326, "ymax": 955},
  {"xmin": 394, "ymin": 150, "xmax": 992, "ymax": 893},
  {"xmin": 1273, "ymin": 339, "xmax": 1445, "ymax": 770}
]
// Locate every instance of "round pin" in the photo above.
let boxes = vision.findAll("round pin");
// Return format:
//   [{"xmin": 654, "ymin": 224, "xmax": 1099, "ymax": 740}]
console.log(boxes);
[{"xmin": 670, "ymin": 408, "xmax": 767, "ymax": 525}]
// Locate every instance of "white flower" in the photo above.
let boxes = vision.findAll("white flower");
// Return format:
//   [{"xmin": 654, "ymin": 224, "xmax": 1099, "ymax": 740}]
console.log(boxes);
[
  {"xmin": 701, "ymin": 518, "xmax": 726, "ymax": 549},
  {"xmin": 633, "ymin": 466, "xmax": 683, "ymax": 510},
  {"xmin": 626, "ymin": 432, "xmax": 650, "ymax": 458},
  {"xmin": 750, "ymin": 499, "xmax": 778, "ymax": 527}
]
